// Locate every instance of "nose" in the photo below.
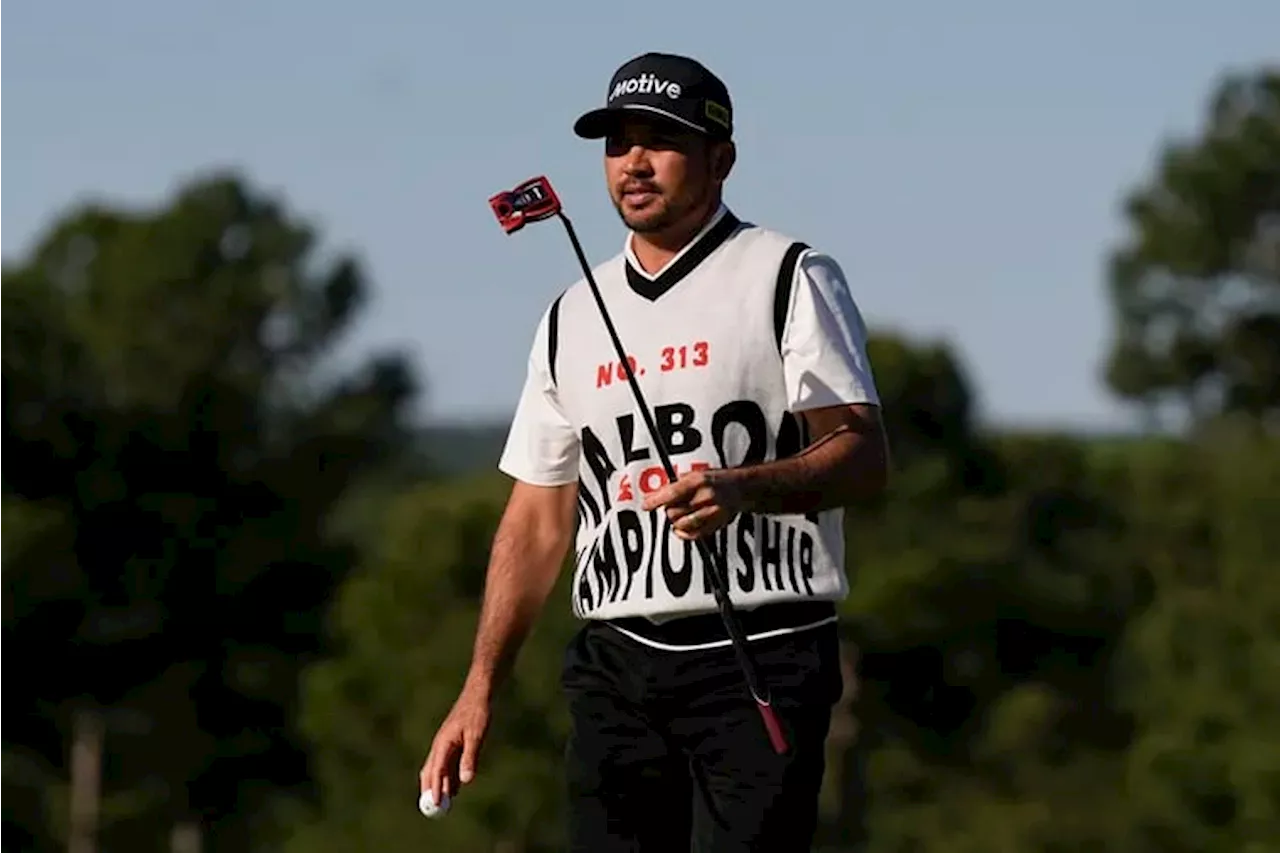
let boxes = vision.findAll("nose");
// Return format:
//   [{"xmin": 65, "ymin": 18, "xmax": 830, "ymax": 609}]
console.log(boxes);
[{"xmin": 620, "ymin": 145, "xmax": 653, "ymax": 175}]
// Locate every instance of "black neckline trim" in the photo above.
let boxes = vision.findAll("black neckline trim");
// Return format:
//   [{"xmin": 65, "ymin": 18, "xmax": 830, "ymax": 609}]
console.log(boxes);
[{"xmin": 624, "ymin": 211, "xmax": 743, "ymax": 301}]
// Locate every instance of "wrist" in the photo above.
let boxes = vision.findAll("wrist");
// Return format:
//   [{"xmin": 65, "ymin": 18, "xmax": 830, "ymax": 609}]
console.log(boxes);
[
  {"xmin": 461, "ymin": 667, "xmax": 498, "ymax": 703},
  {"xmin": 713, "ymin": 463, "xmax": 793, "ymax": 514},
  {"xmin": 712, "ymin": 456, "xmax": 823, "ymax": 516}
]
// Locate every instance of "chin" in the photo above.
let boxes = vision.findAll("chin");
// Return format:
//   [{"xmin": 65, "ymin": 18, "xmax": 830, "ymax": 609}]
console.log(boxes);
[
  {"xmin": 621, "ymin": 207, "xmax": 674, "ymax": 234},
  {"xmin": 626, "ymin": 217, "xmax": 668, "ymax": 234}
]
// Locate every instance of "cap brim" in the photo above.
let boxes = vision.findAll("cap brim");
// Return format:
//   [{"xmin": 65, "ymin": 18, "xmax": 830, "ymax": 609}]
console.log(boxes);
[
  {"xmin": 572, "ymin": 108, "xmax": 619, "ymax": 139},
  {"xmin": 573, "ymin": 104, "xmax": 717, "ymax": 139}
]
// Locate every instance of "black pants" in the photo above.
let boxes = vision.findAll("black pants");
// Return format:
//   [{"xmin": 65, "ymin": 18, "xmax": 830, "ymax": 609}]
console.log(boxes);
[{"xmin": 561, "ymin": 619, "xmax": 843, "ymax": 852}]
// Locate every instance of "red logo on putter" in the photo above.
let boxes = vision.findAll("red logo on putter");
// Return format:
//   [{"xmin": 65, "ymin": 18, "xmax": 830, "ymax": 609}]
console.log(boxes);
[{"xmin": 489, "ymin": 176, "xmax": 562, "ymax": 233}]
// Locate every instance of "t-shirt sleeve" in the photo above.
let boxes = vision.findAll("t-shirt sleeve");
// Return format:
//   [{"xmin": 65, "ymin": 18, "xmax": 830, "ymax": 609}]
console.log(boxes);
[
  {"xmin": 780, "ymin": 249, "xmax": 881, "ymax": 412},
  {"xmin": 497, "ymin": 300, "xmax": 581, "ymax": 486}
]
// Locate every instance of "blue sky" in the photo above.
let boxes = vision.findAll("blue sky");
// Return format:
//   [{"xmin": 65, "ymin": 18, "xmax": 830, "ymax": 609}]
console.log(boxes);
[{"xmin": 5, "ymin": 0, "xmax": 1277, "ymax": 431}]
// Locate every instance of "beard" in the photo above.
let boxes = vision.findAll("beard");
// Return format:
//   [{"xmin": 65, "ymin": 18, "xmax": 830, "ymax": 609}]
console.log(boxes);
[
  {"xmin": 611, "ymin": 185, "xmax": 705, "ymax": 234},
  {"xmin": 614, "ymin": 199, "xmax": 676, "ymax": 233}
]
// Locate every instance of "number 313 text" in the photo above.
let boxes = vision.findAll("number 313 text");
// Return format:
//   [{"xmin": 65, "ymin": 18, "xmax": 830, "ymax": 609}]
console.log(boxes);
[{"xmin": 660, "ymin": 341, "xmax": 709, "ymax": 372}]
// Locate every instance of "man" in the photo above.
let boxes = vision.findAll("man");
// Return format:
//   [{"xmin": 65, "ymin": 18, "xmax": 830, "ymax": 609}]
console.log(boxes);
[{"xmin": 422, "ymin": 51, "xmax": 889, "ymax": 851}]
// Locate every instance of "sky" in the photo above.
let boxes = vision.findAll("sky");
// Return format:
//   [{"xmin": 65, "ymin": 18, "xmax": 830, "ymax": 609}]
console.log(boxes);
[{"xmin": 4, "ymin": 0, "xmax": 1278, "ymax": 432}]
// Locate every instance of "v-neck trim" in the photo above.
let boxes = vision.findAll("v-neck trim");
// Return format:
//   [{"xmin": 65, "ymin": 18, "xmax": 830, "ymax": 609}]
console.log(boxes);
[{"xmin": 623, "ymin": 205, "xmax": 742, "ymax": 301}]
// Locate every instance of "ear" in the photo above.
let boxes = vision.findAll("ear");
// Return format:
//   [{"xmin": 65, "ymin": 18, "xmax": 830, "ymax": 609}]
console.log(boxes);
[{"xmin": 710, "ymin": 141, "xmax": 736, "ymax": 182}]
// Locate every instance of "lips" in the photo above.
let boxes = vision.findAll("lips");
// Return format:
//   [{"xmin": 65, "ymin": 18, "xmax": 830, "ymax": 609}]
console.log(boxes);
[{"xmin": 621, "ymin": 185, "xmax": 659, "ymax": 205}]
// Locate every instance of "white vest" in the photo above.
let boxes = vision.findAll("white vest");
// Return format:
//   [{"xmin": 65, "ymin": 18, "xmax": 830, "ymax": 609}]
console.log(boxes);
[{"xmin": 548, "ymin": 211, "xmax": 850, "ymax": 624}]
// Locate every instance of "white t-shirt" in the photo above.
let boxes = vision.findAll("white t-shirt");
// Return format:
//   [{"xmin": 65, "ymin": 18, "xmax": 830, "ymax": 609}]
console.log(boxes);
[{"xmin": 498, "ymin": 204, "xmax": 879, "ymax": 647}]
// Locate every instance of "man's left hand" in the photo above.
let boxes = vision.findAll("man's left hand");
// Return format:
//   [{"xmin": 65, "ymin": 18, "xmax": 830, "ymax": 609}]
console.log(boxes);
[{"xmin": 641, "ymin": 469, "xmax": 743, "ymax": 540}]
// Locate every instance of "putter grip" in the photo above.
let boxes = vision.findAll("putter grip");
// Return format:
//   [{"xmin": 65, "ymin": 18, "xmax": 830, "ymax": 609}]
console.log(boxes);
[{"xmin": 756, "ymin": 701, "xmax": 789, "ymax": 754}]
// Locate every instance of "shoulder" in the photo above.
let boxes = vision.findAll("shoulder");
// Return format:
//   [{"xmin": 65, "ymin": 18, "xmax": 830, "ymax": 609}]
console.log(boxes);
[
  {"xmin": 739, "ymin": 228, "xmax": 867, "ymax": 344},
  {"xmin": 743, "ymin": 223, "xmax": 843, "ymax": 263},
  {"xmin": 742, "ymin": 225, "xmax": 852, "ymax": 297},
  {"xmin": 728, "ymin": 221, "xmax": 850, "ymax": 285},
  {"xmin": 732, "ymin": 220, "xmax": 854, "ymax": 291},
  {"xmin": 726, "ymin": 219, "xmax": 810, "ymax": 256}
]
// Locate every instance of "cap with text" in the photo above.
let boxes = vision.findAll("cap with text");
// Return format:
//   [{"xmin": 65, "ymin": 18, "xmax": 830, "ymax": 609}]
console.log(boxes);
[{"xmin": 573, "ymin": 52, "xmax": 733, "ymax": 141}]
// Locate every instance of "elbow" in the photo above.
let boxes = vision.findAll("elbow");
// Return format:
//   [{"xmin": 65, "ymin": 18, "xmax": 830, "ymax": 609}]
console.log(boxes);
[
  {"xmin": 873, "ymin": 438, "xmax": 892, "ymax": 494},
  {"xmin": 855, "ymin": 459, "xmax": 890, "ymax": 501},
  {"xmin": 846, "ymin": 437, "xmax": 890, "ymax": 502}
]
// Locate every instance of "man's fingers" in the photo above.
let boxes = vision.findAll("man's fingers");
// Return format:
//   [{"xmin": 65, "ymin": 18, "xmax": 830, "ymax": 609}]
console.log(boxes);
[
  {"xmin": 459, "ymin": 727, "xmax": 481, "ymax": 784},
  {"xmin": 641, "ymin": 485, "xmax": 676, "ymax": 511},
  {"xmin": 422, "ymin": 731, "xmax": 461, "ymax": 804},
  {"xmin": 673, "ymin": 505, "xmax": 722, "ymax": 538},
  {"xmin": 642, "ymin": 475, "xmax": 701, "ymax": 511},
  {"xmin": 663, "ymin": 503, "xmax": 694, "ymax": 521},
  {"xmin": 649, "ymin": 486, "xmax": 713, "ymax": 513}
]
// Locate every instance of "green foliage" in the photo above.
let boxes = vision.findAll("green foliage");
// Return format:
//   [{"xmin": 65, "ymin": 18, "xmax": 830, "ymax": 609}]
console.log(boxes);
[
  {"xmin": 843, "ymin": 432, "xmax": 1140, "ymax": 852},
  {"xmin": 1105, "ymin": 67, "xmax": 1280, "ymax": 425},
  {"xmin": 1116, "ymin": 423, "xmax": 1280, "ymax": 852},
  {"xmin": 279, "ymin": 476, "xmax": 578, "ymax": 853},
  {"xmin": 2, "ymin": 171, "xmax": 420, "ymax": 850}
]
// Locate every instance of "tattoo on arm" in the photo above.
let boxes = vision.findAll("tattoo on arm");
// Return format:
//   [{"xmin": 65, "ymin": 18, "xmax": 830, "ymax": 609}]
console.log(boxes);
[{"xmin": 723, "ymin": 407, "xmax": 888, "ymax": 515}]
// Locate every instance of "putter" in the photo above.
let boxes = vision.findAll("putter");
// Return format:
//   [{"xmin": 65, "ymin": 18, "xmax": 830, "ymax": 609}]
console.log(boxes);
[{"xmin": 487, "ymin": 175, "xmax": 789, "ymax": 755}]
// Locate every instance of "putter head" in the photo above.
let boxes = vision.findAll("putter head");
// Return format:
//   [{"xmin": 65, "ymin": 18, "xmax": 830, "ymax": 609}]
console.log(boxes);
[{"xmin": 489, "ymin": 176, "xmax": 561, "ymax": 234}]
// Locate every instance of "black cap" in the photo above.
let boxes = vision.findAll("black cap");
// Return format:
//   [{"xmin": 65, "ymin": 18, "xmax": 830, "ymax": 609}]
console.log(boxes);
[{"xmin": 573, "ymin": 52, "xmax": 733, "ymax": 141}]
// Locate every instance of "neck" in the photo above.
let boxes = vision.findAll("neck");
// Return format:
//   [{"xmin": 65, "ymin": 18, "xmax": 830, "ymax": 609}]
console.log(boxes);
[{"xmin": 630, "ymin": 199, "xmax": 722, "ymax": 275}]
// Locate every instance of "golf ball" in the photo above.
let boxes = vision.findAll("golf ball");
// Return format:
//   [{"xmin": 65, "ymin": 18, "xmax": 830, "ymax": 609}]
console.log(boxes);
[{"xmin": 418, "ymin": 789, "xmax": 450, "ymax": 818}]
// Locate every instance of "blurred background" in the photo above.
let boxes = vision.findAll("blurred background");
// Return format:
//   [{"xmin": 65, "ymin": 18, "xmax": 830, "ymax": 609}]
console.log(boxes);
[{"xmin": 3, "ymin": 1, "xmax": 1278, "ymax": 851}]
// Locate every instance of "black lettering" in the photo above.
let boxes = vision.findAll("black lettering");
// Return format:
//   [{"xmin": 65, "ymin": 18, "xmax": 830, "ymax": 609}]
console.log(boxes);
[
  {"xmin": 617, "ymin": 510, "xmax": 645, "ymax": 600},
  {"xmin": 577, "ymin": 572, "xmax": 594, "ymax": 613},
  {"xmin": 576, "ymin": 478, "xmax": 601, "ymax": 527},
  {"xmin": 776, "ymin": 410, "xmax": 804, "ymax": 459},
  {"xmin": 576, "ymin": 542, "xmax": 601, "ymax": 614},
  {"xmin": 799, "ymin": 531, "xmax": 815, "ymax": 595},
  {"xmin": 711, "ymin": 400, "xmax": 768, "ymax": 468},
  {"xmin": 785, "ymin": 526, "xmax": 800, "ymax": 594},
  {"xmin": 617, "ymin": 414, "xmax": 650, "ymax": 464},
  {"xmin": 645, "ymin": 510, "xmax": 660, "ymax": 598},
  {"xmin": 660, "ymin": 517, "xmax": 694, "ymax": 597},
  {"xmin": 736, "ymin": 512, "xmax": 756, "ymax": 593},
  {"xmin": 592, "ymin": 530, "xmax": 622, "ymax": 603},
  {"xmin": 761, "ymin": 519, "xmax": 784, "ymax": 591},
  {"xmin": 580, "ymin": 427, "xmax": 617, "ymax": 514},
  {"xmin": 655, "ymin": 403, "xmax": 702, "ymax": 454}
]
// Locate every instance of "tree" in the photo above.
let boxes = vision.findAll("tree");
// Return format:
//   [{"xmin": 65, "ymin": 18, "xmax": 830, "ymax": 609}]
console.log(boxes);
[
  {"xmin": 811, "ymin": 334, "xmax": 1147, "ymax": 851},
  {"xmin": 1115, "ymin": 422, "xmax": 1280, "ymax": 852},
  {"xmin": 281, "ymin": 476, "xmax": 578, "ymax": 853},
  {"xmin": 1104, "ymin": 66, "xmax": 1280, "ymax": 428},
  {"xmin": 840, "ymin": 432, "xmax": 1141, "ymax": 852},
  {"xmin": 2, "ymin": 171, "xmax": 419, "ymax": 851}
]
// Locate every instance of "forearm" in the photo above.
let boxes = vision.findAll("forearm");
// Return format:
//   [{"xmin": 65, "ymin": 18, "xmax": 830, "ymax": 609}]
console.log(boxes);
[
  {"xmin": 462, "ymin": 511, "xmax": 569, "ymax": 698},
  {"xmin": 719, "ymin": 424, "xmax": 888, "ymax": 515}
]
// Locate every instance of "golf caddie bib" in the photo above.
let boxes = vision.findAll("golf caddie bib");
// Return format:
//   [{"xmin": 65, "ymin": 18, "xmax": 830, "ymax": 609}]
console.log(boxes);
[{"xmin": 508, "ymin": 207, "xmax": 852, "ymax": 626}]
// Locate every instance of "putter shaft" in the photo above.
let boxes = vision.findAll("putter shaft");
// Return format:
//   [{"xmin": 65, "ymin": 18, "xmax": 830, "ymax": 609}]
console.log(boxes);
[{"xmin": 555, "ymin": 211, "xmax": 789, "ymax": 755}]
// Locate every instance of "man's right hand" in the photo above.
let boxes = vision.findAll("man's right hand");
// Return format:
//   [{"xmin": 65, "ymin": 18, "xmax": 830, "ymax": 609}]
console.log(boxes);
[{"xmin": 420, "ymin": 685, "xmax": 492, "ymax": 808}]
